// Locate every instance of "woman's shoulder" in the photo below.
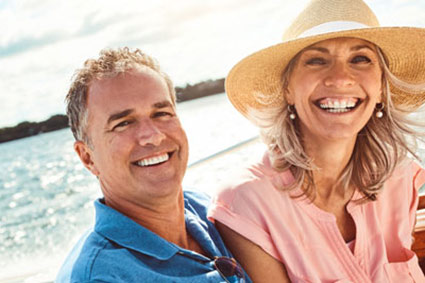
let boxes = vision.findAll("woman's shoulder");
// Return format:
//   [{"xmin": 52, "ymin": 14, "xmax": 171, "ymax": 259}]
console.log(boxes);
[
  {"xmin": 386, "ymin": 159, "xmax": 425, "ymax": 191},
  {"xmin": 375, "ymin": 158, "xmax": 425, "ymax": 212},
  {"xmin": 213, "ymin": 152, "xmax": 294, "ymax": 205}
]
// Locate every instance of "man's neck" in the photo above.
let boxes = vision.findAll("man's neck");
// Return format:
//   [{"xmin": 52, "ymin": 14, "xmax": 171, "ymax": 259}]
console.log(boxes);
[{"xmin": 104, "ymin": 189, "xmax": 193, "ymax": 249}]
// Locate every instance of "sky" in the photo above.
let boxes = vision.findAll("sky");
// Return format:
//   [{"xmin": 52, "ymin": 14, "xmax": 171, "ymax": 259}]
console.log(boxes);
[{"xmin": 1, "ymin": 0, "xmax": 425, "ymax": 128}]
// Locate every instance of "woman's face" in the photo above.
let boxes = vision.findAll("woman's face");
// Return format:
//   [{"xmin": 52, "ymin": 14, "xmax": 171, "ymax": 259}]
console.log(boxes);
[{"xmin": 287, "ymin": 37, "xmax": 382, "ymax": 144}]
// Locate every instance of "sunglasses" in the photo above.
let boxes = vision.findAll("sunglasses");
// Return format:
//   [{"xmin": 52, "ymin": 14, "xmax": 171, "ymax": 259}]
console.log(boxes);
[{"xmin": 213, "ymin": 256, "xmax": 246, "ymax": 283}]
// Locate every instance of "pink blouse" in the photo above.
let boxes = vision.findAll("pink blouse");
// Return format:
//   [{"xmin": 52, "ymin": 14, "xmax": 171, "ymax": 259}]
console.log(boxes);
[{"xmin": 208, "ymin": 153, "xmax": 425, "ymax": 282}]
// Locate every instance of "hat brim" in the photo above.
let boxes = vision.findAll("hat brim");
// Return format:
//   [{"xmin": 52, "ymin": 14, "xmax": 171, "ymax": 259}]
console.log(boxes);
[{"xmin": 226, "ymin": 27, "xmax": 425, "ymax": 119}]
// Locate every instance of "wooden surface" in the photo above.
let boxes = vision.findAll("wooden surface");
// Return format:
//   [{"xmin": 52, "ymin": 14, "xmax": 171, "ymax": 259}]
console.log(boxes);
[
  {"xmin": 418, "ymin": 193, "xmax": 425, "ymax": 210},
  {"xmin": 413, "ymin": 192, "xmax": 425, "ymax": 272}
]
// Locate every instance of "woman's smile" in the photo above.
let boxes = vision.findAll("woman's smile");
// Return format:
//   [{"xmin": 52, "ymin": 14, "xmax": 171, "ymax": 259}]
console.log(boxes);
[{"xmin": 315, "ymin": 97, "xmax": 361, "ymax": 113}]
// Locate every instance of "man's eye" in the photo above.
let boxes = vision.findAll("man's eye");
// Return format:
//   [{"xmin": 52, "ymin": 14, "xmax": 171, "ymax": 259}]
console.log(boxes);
[
  {"xmin": 153, "ymin": 111, "xmax": 173, "ymax": 118},
  {"xmin": 305, "ymin": 57, "xmax": 327, "ymax": 65},
  {"xmin": 351, "ymin": 55, "xmax": 371, "ymax": 64},
  {"xmin": 113, "ymin": 120, "xmax": 131, "ymax": 130}
]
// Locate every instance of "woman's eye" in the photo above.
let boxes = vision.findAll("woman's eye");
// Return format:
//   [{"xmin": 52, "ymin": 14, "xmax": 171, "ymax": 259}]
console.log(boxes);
[
  {"xmin": 305, "ymin": 57, "xmax": 327, "ymax": 65},
  {"xmin": 351, "ymin": 55, "xmax": 371, "ymax": 64}
]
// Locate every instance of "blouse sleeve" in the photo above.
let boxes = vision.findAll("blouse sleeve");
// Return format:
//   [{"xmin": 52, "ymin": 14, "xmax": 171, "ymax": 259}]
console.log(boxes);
[
  {"xmin": 208, "ymin": 173, "xmax": 282, "ymax": 261},
  {"xmin": 413, "ymin": 162, "xmax": 425, "ymax": 192},
  {"xmin": 410, "ymin": 162, "xmax": 425, "ymax": 231}
]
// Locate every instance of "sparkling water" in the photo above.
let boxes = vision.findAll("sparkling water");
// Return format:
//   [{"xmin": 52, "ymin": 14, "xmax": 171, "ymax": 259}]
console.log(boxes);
[
  {"xmin": 1, "ymin": 93, "xmax": 424, "ymax": 282},
  {"xmin": 0, "ymin": 94, "xmax": 263, "ymax": 282}
]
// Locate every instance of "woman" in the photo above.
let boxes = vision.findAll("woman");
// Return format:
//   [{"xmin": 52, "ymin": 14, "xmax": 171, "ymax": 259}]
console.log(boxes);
[{"xmin": 208, "ymin": 0, "xmax": 425, "ymax": 282}]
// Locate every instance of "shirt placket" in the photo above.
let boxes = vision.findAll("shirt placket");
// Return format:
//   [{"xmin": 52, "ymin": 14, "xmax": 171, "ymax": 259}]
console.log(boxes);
[
  {"xmin": 350, "ymin": 207, "xmax": 368, "ymax": 273},
  {"xmin": 323, "ymin": 208, "xmax": 371, "ymax": 283}
]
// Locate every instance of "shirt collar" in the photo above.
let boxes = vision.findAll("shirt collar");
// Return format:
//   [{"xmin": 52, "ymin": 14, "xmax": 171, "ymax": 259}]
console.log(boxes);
[
  {"xmin": 184, "ymin": 198, "xmax": 221, "ymax": 257},
  {"xmin": 93, "ymin": 197, "xmax": 219, "ymax": 261},
  {"xmin": 94, "ymin": 198, "xmax": 179, "ymax": 260}
]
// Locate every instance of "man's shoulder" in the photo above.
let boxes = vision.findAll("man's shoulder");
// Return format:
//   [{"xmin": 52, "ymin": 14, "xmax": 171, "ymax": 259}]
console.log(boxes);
[
  {"xmin": 184, "ymin": 190, "xmax": 211, "ymax": 206},
  {"xmin": 183, "ymin": 190, "xmax": 214, "ymax": 221},
  {"xmin": 56, "ymin": 229, "xmax": 109, "ymax": 282}
]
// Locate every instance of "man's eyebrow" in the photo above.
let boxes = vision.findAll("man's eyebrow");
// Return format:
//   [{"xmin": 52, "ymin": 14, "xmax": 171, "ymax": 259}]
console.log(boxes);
[
  {"xmin": 107, "ymin": 109, "xmax": 134, "ymax": 125},
  {"xmin": 153, "ymin": 101, "xmax": 173, "ymax": 108},
  {"xmin": 106, "ymin": 101, "xmax": 173, "ymax": 125}
]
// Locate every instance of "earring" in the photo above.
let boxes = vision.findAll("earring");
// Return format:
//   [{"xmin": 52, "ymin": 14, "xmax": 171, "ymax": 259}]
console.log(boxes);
[
  {"xmin": 288, "ymin": 105, "xmax": 296, "ymax": 120},
  {"xmin": 375, "ymin": 103, "xmax": 384, "ymax": 118}
]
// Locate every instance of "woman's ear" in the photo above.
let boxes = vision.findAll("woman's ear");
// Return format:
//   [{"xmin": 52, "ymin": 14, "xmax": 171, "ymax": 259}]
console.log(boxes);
[
  {"xmin": 285, "ymin": 88, "xmax": 294, "ymax": 105},
  {"xmin": 74, "ymin": 141, "xmax": 100, "ymax": 176}
]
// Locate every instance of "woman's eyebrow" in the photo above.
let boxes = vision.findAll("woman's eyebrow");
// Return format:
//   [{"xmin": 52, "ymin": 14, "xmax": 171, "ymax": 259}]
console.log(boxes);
[
  {"xmin": 303, "ymin": 46, "xmax": 329, "ymax": 53},
  {"xmin": 350, "ymin": 44, "xmax": 374, "ymax": 52},
  {"xmin": 302, "ymin": 44, "xmax": 374, "ymax": 54}
]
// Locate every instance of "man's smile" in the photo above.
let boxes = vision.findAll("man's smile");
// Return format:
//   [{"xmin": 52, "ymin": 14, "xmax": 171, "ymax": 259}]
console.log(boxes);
[{"xmin": 133, "ymin": 152, "xmax": 174, "ymax": 167}]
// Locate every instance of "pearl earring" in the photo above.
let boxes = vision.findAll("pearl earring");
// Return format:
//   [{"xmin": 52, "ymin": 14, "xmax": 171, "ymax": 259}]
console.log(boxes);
[
  {"xmin": 288, "ymin": 105, "xmax": 296, "ymax": 120},
  {"xmin": 375, "ymin": 103, "xmax": 384, "ymax": 118}
]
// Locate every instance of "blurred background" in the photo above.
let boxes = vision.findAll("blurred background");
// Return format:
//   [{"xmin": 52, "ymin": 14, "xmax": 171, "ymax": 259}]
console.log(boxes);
[
  {"xmin": 1, "ymin": 0, "xmax": 425, "ymax": 282},
  {"xmin": 1, "ymin": 0, "xmax": 425, "ymax": 128}
]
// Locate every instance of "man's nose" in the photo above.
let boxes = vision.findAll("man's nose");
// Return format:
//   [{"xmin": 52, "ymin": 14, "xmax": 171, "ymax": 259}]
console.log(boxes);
[
  {"xmin": 323, "ymin": 61, "xmax": 355, "ymax": 88},
  {"xmin": 136, "ymin": 121, "xmax": 166, "ymax": 146}
]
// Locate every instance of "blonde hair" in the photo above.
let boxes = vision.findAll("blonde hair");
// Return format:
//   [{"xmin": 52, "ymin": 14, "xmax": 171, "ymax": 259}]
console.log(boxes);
[
  {"xmin": 249, "ymin": 46, "xmax": 425, "ymax": 200},
  {"xmin": 66, "ymin": 47, "xmax": 175, "ymax": 144}
]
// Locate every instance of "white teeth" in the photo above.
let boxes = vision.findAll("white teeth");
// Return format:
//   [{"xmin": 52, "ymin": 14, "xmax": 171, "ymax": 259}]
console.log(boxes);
[
  {"xmin": 319, "ymin": 99, "xmax": 357, "ymax": 111},
  {"xmin": 327, "ymin": 108, "xmax": 350, "ymax": 113},
  {"xmin": 137, "ymin": 153, "xmax": 169, "ymax": 167}
]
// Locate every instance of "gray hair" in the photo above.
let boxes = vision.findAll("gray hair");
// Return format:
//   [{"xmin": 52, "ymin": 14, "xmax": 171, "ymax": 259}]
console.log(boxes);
[{"xmin": 66, "ymin": 47, "xmax": 176, "ymax": 144}]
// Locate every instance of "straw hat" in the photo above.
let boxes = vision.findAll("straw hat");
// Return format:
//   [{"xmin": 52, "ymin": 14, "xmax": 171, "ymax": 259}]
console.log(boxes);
[{"xmin": 226, "ymin": 0, "xmax": 425, "ymax": 119}]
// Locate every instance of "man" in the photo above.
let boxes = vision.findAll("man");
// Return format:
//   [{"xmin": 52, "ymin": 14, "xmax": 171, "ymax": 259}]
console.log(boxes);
[{"xmin": 56, "ymin": 48, "xmax": 247, "ymax": 282}]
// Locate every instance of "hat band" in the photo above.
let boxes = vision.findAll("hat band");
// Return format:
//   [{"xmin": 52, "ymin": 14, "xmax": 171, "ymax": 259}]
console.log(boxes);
[{"xmin": 299, "ymin": 21, "xmax": 371, "ymax": 38}]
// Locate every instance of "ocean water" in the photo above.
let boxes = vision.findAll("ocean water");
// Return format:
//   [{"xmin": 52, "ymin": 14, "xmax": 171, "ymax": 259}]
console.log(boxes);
[
  {"xmin": 1, "ymin": 93, "xmax": 424, "ymax": 282},
  {"xmin": 0, "ymin": 93, "xmax": 264, "ymax": 282}
]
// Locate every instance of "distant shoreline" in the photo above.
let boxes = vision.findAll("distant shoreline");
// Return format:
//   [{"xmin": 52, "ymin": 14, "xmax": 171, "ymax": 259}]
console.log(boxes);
[{"xmin": 0, "ymin": 78, "xmax": 225, "ymax": 143}]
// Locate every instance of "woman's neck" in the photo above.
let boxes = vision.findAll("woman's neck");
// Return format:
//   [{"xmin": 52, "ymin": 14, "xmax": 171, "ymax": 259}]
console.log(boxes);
[{"xmin": 303, "ymin": 136, "xmax": 356, "ymax": 200}]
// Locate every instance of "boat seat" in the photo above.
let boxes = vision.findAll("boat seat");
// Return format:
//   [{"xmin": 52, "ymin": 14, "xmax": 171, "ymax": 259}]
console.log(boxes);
[{"xmin": 413, "ymin": 192, "xmax": 425, "ymax": 272}]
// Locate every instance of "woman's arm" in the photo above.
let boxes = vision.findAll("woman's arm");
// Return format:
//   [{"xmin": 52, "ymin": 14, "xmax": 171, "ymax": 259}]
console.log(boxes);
[{"xmin": 216, "ymin": 221, "xmax": 291, "ymax": 283}]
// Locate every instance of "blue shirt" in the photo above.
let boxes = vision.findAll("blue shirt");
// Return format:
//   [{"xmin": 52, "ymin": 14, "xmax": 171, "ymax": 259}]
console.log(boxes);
[{"xmin": 56, "ymin": 191, "xmax": 249, "ymax": 283}]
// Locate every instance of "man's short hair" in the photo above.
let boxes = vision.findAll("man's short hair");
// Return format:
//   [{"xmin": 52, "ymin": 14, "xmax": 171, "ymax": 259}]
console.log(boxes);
[{"xmin": 66, "ymin": 47, "xmax": 176, "ymax": 143}]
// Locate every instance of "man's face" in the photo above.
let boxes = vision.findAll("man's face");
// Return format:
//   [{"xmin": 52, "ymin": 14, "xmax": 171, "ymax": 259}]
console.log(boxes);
[{"xmin": 75, "ymin": 68, "xmax": 189, "ymax": 206}]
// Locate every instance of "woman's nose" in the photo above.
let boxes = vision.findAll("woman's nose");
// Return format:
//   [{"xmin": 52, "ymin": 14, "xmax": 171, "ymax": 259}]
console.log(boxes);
[{"xmin": 323, "ymin": 61, "xmax": 355, "ymax": 88}]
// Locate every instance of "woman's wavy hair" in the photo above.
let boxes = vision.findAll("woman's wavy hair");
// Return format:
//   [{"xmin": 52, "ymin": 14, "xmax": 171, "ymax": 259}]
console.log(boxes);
[
  {"xmin": 66, "ymin": 47, "xmax": 176, "ymax": 145},
  {"xmin": 249, "ymin": 45, "xmax": 425, "ymax": 201}
]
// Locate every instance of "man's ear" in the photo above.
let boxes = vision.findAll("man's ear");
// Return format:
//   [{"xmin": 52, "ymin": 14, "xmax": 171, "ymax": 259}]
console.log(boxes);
[{"xmin": 74, "ymin": 141, "xmax": 100, "ymax": 176}]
